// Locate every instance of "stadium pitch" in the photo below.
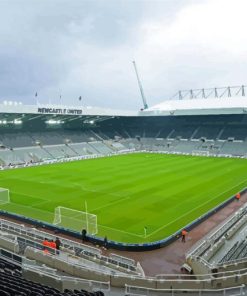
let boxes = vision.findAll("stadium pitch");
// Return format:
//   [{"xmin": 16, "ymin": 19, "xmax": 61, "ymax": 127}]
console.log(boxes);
[{"xmin": 0, "ymin": 153, "xmax": 246, "ymax": 243}]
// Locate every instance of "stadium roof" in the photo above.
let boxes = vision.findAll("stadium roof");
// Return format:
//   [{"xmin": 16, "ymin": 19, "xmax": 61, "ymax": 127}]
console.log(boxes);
[
  {"xmin": 141, "ymin": 97, "xmax": 247, "ymax": 116},
  {"xmin": 1, "ymin": 96, "xmax": 247, "ymax": 121},
  {"xmin": 0, "ymin": 103, "xmax": 136, "ymax": 116},
  {"xmin": 0, "ymin": 103, "xmax": 137, "ymax": 124}
]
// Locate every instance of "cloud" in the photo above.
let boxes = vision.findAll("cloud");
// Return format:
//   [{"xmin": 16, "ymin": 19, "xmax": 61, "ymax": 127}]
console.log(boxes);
[{"xmin": 0, "ymin": 0, "xmax": 246, "ymax": 109}]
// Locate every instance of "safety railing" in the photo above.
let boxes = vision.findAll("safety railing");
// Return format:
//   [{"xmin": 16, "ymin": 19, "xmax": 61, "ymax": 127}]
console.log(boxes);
[
  {"xmin": 23, "ymin": 263, "xmax": 111, "ymax": 292},
  {"xmin": 61, "ymin": 275, "xmax": 110, "ymax": 292},
  {"xmin": 125, "ymin": 284, "xmax": 245, "ymax": 296},
  {"xmin": 0, "ymin": 218, "xmax": 140, "ymax": 274},
  {"xmin": 0, "ymin": 246, "xmax": 110, "ymax": 292},
  {"xmin": 156, "ymin": 265, "xmax": 247, "ymax": 280},
  {"xmin": 1, "ymin": 244, "xmax": 247, "ymax": 293},
  {"xmin": 186, "ymin": 202, "xmax": 247, "ymax": 260},
  {"xmin": 110, "ymin": 253, "xmax": 136, "ymax": 267}
]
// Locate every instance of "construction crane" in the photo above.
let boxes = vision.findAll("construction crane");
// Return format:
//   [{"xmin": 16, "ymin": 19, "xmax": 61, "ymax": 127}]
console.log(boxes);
[{"xmin": 132, "ymin": 61, "xmax": 149, "ymax": 110}]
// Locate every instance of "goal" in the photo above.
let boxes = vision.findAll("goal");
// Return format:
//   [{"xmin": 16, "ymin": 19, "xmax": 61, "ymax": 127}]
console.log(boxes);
[
  {"xmin": 53, "ymin": 206, "xmax": 98, "ymax": 235},
  {"xmin": 0, "ymin": 188, "xmax": 10, "ymax": 205},
  {"xmin": 192, "ymin": 150, "xmax": 210, "ymax": 156}
]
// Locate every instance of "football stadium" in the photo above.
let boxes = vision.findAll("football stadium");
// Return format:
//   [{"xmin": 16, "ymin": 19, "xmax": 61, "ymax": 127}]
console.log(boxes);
[
  {"xmin": 2, "ymin": 0, "xmax": 247, "ymax": 294},
  {"xmin": 0, "ymin": 86, "xmax": 247, "ymax": 295}
]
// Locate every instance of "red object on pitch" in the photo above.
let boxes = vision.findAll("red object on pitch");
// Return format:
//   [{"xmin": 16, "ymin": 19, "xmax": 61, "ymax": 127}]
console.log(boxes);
[{"xmin": 236, "ymin": 193, "xmax": 241, "ymax": 200}]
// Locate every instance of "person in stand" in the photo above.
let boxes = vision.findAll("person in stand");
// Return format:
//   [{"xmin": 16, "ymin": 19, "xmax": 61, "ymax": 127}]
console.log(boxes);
[
  {"xmin": 50, "ymin": 239, "xmax": 56, "ymax": 249},
  {"xmin": 42, "ymin": 238, "xmax": 49, "ymax": 254},
  {"xmin": 181, "ymin": 229, "xmax": 187, "ymax": 243},
  {"xmin": 81, "ymin": 228, "xmax": 87, "ymax": 243},
  {"xmin": 236, "ymin": 193, "xmax": 241, "ymax": 201},
  {"xmin": 103, "ymin": 236, "xmax": 108, "ymax": 249},
  {"xmin": 55, "ymin": 237, "xmax": 61, "ymax": 254}
]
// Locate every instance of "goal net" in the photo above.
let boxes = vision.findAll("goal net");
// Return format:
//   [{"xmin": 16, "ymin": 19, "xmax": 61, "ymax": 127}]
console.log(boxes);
[
  {"xmin": 0, "ymin": 188, "xmax": 10, "ymax": 205},
  {"xmin": 53, "ymin": 206, "xmax": 98, "ymax": 235},
  {"xmin": 192, "ymin": 150, "xmax": 210, "ymax": 156}
]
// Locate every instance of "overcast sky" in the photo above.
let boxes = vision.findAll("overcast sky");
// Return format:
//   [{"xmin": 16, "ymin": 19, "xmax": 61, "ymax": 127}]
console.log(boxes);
[{"xmin": 0, "ymin": 0, "xmax": 247, "ymax": 110}]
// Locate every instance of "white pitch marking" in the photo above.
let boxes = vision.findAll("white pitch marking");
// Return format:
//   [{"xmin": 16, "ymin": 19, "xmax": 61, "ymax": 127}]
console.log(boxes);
[{"xmin": 145, "ymin": 179, "xmax": 247, "ymax": 238}]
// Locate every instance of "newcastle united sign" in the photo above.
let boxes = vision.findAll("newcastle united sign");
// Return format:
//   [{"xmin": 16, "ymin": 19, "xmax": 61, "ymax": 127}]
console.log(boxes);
[{"xmin": 37, "ymin": 108, "xmax": 82, "ymax": 115}]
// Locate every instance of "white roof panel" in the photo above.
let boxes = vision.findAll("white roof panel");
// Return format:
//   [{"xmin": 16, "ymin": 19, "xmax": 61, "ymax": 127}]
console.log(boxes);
[{"xmin": 140, "ymin": 97, "xmax": 247, "ymax": 116}]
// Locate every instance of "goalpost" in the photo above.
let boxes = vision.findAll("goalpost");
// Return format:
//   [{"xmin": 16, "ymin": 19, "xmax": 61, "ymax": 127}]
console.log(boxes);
[
  {"xmin": 0, "ymin": 188, "xmax": 10, "ymax": 205},
  {"xmin": 53, "ymin": 206, "xmax": 98, "ymax": 235}
]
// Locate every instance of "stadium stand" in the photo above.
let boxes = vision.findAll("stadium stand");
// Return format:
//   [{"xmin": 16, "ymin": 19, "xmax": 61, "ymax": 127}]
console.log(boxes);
[
  {"xmin": 0, "ymin": 215, "xmax": 247, "ymax": 295},
  {"xmin": 2, "ymin": 114, "xmax": 247, "ymax": 167},
  {"xmin": 0, "ymin": 256, "xmax": 105, "ymax": 296},
  {"xmin": 0, "ymin": 219, "xmax": 141, "ymax": 276},
  {"xmin": 186, "ymin": 202, "xmax": 247, "ymax": 276},
  {"xmin": 1, "ymin": 101, "xmax": 247, "ymax": 294}
]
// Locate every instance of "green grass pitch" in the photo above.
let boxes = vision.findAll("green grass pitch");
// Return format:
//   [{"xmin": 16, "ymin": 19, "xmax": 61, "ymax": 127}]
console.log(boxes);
[{"xmin": 0, "ymin": 153, "xmax": 246, "ymax": 243}]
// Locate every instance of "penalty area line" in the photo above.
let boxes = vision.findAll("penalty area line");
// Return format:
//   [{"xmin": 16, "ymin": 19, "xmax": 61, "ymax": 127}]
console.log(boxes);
[
  {"xmin": 72, "ymin": 183, "xmax": 133, "ymax": 213},
  {"xmin": 98, "ymin": 224, "xmax": 144, "ymax": 238},
  {"xmin": 1, "ymin": 201, "xmax": 53, "ymax": 216}
]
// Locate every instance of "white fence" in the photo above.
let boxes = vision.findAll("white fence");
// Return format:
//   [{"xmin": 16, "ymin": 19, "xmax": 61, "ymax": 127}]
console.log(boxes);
[
  {"xmin": 125, "ymin": 284, "xmax": 245, "ymax": 296},
  {"xmin": 0, "ymin": 219, "xmax": 140, "ymax": 274}
]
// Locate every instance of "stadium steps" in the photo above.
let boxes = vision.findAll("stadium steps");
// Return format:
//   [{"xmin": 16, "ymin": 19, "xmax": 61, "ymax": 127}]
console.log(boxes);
[
  {"xmin": 216, "ymin": 127, "xmax": 225, "ymax": 139},
  {"xmin": 67, "ymin": 144, "xmax": 79, "ymax": 156},
  {"xmin": 86, "ymin": 142, "xmax": 102, "ymax": 154},
  {"xmin": 44, "ymin": 145, "xmax": 69, "ymax": 158},
  {"xmin": 231, "ymin": 240, "xmax": 247, "ymax": 261},
  {"xmin": 103, "ymin": 141, "xmax": 119, "ymax": 152},
  {"xmin": 154, "ymin": 128, "xmax": 163, "ymax": 138},
  {"xmin": 40, "ymin": 146, "xmax": 55, "ymax": 159},
  {"xmin": 5, "ymin": 150, "xmax": 24, "ymax": 164},
  {"xmin": 87, "ymin": 142, "xmax": 101, "ymax": 154},
  {"xmin": 166, "ymin": 129, "xmax": 175, "ymax": 139},
  {"xmin": 90, "ymin": 130, "xmax": 106, "ymax": 141},
  {"xmin": 68, "ymin": 143, "xmax": 95, "ymax": 155},
  {"xmin": 218, "ymin": 140, "xmax": 227, "ymax": 151},
  {"xmin": 172, "ymin": 140, "xmax": 199, "ymax": 153},
  {"xmin": 123, "ymin": 129, "xmax": 131, "ymax": 138},
  {"xmin": 0, "ymin": 158, "xmax": 5, "ymax": 165},
  {"xmin": 90, "ymin": 142, "xmax": 114, "ymax": 154},
  {"xmin": 219, "ymin": 241, "xmax": 239, "ymax": 263},
  {"xmin": 239, "ymin": 242, "xmax": 247, "ymax": 259},
  {"xmin": 84, "ymin": 143, "xmax": 99, "ymax": 154},
  {"xmin": 12, "ymin": 149, "xmax": 34, "ymax": 163},
  {"xmin": 112, "ymin": 129, "xmax": 126, "ymax": 139},
  {"xmin": 191, "ymin": 126, "xmax": 200, "ymax": 139},
  {"xmin": 28, "ymin": 152, "xmax": 40, "ymax": 162},
  {"xmin": 218, "ymin": 240, "xmax": 247, "ymax": 264},
  {"xmin": 219, "ymin": 141, "xmax": 246, "ymax": 156}
]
